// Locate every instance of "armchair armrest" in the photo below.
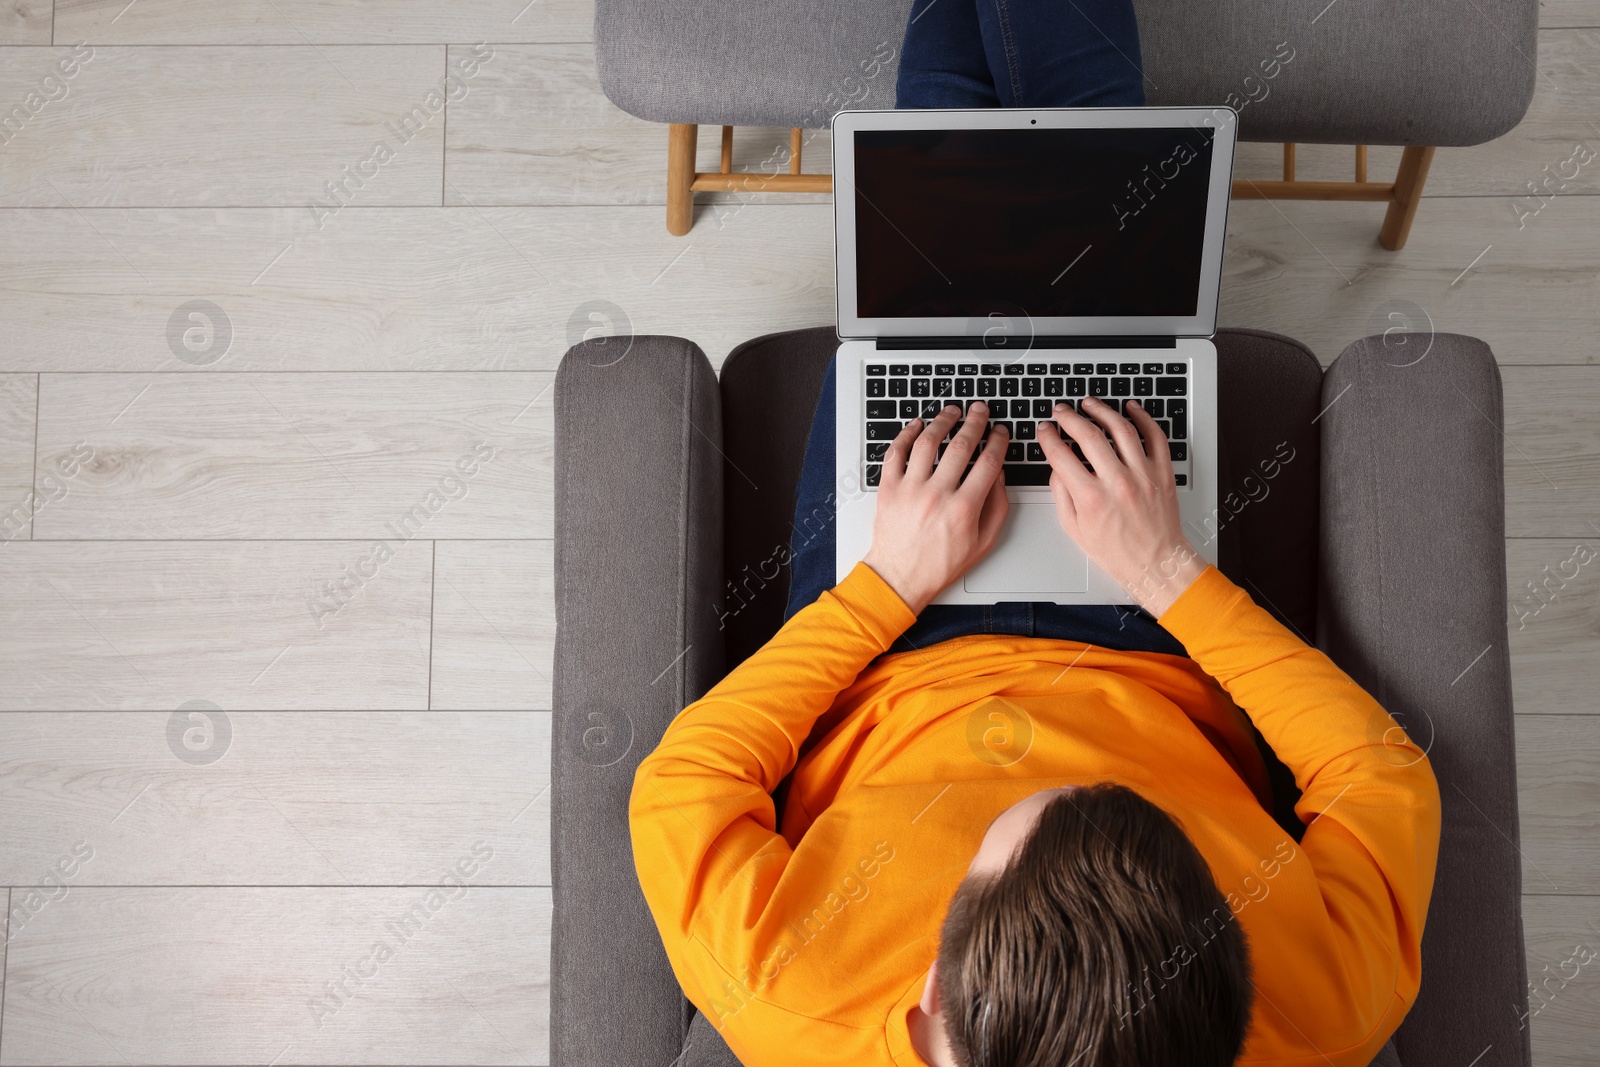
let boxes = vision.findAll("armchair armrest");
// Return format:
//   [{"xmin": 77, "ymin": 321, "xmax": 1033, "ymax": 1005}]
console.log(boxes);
[
  {"xmin": 1317, "ymin": 334, "xmax": 1529, "ymax": 1067},
  {"xmin": 552, "ymin": 336, "xmax": 725, "ymax": 1067}
]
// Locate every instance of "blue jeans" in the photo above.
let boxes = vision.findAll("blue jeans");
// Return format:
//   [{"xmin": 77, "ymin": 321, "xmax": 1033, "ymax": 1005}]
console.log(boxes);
[
  {"xmin": 782, "ymin": 359, "xmax": 1187, "ymax": 657},
  {"xmin": 895, "ymin": 0, "xmax": 1147, "ymax": 109}
]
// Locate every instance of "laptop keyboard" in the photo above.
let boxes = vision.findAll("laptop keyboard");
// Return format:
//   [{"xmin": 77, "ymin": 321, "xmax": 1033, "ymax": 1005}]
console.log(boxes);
[{"xmin": 862, "ymin": 360, "xmax": 1191, "ymax": 489}]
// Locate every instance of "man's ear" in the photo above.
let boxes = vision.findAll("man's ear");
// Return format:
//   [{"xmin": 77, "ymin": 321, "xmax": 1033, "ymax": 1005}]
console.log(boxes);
[{"xmin": 920, "ymin": 958, "xmax": 941, "ymax": 1015}]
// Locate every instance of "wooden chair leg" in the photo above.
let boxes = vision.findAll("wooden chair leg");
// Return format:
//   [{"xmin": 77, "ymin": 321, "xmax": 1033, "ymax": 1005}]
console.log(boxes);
[
  {"xmin": 1379, "ymin": 146, "xmax": 1435, "ymax": 251},
  {"xmin": 667, "ymin": 123, "xmax": 698, "ymax": 236}
]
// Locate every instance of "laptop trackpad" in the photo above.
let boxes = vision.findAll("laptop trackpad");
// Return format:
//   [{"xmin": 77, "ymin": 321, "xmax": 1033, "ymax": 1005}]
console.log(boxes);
[{"xmin": 963, "ymin": 503, "xmax": 1087, "ymax": 593}]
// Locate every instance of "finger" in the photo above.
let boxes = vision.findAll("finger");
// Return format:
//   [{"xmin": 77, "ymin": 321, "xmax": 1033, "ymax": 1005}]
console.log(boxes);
[
  {"xmin": 976, "ymin": 468, "xmax": 1011, "ymax": 550},
  {"xmin": 1124, "ymin": 399, "xmax": 1174, "ymax": 473},
  {"xmin": 1080, "ymin": 397, "xmax": 1145, "ymax": 470},
  {"xmin": 879, "ymin": 417, "xmax": 922, "ymax": 491},
  {"xmin": 1050, "ymin": 401, "xmax": 1121, "ymax": 474},
  {"xmin": 1036, "ymin": 407, "xmax": 1094, "ymax": 491},
  {"xmin": 905, "ymin": 403, "xmax": 963, "ymax": 482},
  {"xmin": 931, "ymin": 399, "xmax": 989, "ymax": 489},
  {"xmin": 956, "ymin": 419, "xmax": 1009, "ymax": 506}
]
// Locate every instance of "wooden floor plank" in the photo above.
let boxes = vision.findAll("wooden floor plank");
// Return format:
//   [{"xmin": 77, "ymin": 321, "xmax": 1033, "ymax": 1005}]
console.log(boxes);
[
  {"xmin": 0, "ymin": 711, "xmax": 549, "ymax": 887},
  {"xmin": 0, "ymin": 541, "xmax": 432, "ymax": 710},
  {"xmin": 0, "ymin": 0, "xmax": 50, "ymax": 44},
  {"xmin": 0, "ymin": 45, "xmax": 448, "ymax": 207},
  {"xmin": 1502, "ymin": 368, "xmax": 1600, "ymax": 538},
  {"xmin": 431, "ymin": 540, "xmax": 553, "ymax": 710},
  {"xmin": 1519, "ymin": 894, "xmax": 1600, "ymax": 1067},
  {"xmin": 0, "ymin": 205, "xmax": 836, "ymax": 372},
  {"xmin": 1218, "ymin": 196, "xmax": 1600, "ymax": 367},
  {"xmin": 0, "ymin": 887, "xmax": 8, "ymax": 1049},
  {"xmin": 1, "ymin": 886, "xmax": 549, "ymax": 1065},
  {"xmin": 0, "ymin": 373, "xmax": 37, "ymax": 541},
  {"xmin": 55, "ymin": 0, "xmax": 593, "ymax": 44},
  {"xmin": 1542, "ymin": 0, "xmax": 1600, "ymax": 26},
  {"xmin": 1508, "ymin": 537, "xmax": 1600, "ymax": 714},
  {"xmin": 33, "ymin": 372, "xmax": 551, "ymax": 539},
  {"xmin": 1516, "ymin": 714, "xmax": 1600, "ymax": 894}
]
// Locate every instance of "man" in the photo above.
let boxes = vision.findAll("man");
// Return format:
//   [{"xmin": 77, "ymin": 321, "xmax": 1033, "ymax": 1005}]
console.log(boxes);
[{"xmin": 631, "ymin": 397, "xmax": 1440, "ymax": 1066}]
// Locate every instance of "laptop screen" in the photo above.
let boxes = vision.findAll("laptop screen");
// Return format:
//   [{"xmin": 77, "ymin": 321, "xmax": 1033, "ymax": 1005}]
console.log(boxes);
[{"xmin": 852, "ymin": 126, "xmax": 1215, "ymax": 321}]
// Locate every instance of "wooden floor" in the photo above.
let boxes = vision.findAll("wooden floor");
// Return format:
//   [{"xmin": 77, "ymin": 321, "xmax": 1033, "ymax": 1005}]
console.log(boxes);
[{"xmin": 1, "ymin": 1, "xmax": 1598, "ymax": 1063}]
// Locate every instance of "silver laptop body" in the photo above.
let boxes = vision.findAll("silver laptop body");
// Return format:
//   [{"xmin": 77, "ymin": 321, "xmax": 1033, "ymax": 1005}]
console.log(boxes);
[{"xmin": 831, "ymin": 106, "xmax": 1238, "ymax": 605}]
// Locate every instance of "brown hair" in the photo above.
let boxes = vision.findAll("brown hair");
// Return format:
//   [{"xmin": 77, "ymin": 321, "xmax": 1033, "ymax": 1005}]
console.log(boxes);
[{"xmin": 935, "ymin": 783, "xmax": 1252, "ymax": 1067}]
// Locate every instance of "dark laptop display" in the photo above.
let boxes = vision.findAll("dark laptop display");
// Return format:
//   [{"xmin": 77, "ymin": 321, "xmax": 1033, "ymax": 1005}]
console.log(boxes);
[{"xmin": 852, "ymin": 126, "xmax": 1215, "ymax": 321}]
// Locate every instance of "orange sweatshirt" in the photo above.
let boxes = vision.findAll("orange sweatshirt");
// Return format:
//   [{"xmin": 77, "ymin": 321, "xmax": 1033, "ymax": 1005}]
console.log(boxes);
[{"xmin": 630, "ymin": 563, "xmax": 1440, "ymax": 1067}]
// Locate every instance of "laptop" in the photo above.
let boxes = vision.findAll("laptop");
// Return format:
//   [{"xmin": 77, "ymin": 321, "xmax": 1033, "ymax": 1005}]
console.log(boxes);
[{"xmin": 830, "ymin": 106, "xmax": 1238, "ymax": 605}]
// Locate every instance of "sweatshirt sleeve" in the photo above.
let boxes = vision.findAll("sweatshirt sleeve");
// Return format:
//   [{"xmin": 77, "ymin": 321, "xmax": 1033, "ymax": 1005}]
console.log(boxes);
[
  {"xmin": 1159, "ymin": 565, "xmax": 1442, "ymax": 1048},
  {"xmin": 628, "ymin": 561, "xmax": 917, "ymax": 1008}
]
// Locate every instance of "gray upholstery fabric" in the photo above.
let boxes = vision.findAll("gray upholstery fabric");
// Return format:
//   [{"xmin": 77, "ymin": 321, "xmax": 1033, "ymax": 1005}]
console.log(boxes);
[
  {"xmin": 1136, "ymin": 0, "xmax": 1535, "ymax": 146},
  {"xmin": 1370, "ymin": 1038, "xmax": 1404, "ymax": 1067},
  {"xmin": 594, "ymin": 1, "xmax": 908, "ymax": 132},
  {"xmin": 552, "ymin": 336, "xmax": 725, "ymax": 1067},
  {"xmin": 1318, "ymin": 335, "xmax": 1530, "ymax": 1067},
  {"xmin": 684, "ymin": 1009, "xmax": 746, "ymax": 1067},
  {"xmin": 594, "ymin": 0, "xmax": 1536, "ymax": 146}
]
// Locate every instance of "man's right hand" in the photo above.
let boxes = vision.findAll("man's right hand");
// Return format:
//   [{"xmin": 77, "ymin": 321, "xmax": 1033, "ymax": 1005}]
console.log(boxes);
[
  {"xmin": 1036, "ymin": 396, "xmax": 1206, "ymax": 617},
  {"xmin": 862, "ymin": 401, "xmax": 1011, "ymax": 614}
]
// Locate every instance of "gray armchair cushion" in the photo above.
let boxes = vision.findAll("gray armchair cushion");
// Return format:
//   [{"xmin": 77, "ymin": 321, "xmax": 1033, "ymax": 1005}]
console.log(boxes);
[
  {"xmin": 594, "ymin": 0, "xmax": 1536, "ymax": 145},
  {"xmin": 1212, "ymin": 327, "xmax": 1323, "ymax": 639},
  {"xmin": 1370, "ymin": 1039, "xmax": 1405, "ymax": 1067},
  {"xmin": 1318, "ymin": 334, "xmax": 1528, "ymax": 1067},
  {"xmin": 719, "ymin": 326, "xmax": 838, "ymax": 669}
]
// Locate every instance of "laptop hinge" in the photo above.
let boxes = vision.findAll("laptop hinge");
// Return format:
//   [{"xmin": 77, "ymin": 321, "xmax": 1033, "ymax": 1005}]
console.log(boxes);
[{"xmin": 873, "ymin": 335, "xmax": 1177, "ymax": 350}]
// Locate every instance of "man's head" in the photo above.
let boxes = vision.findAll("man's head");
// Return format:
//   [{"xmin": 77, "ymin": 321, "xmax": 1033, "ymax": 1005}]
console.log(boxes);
[{"xmin": 925, "ymin": 783, "xmax": 1252, "ymax": 1067}]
